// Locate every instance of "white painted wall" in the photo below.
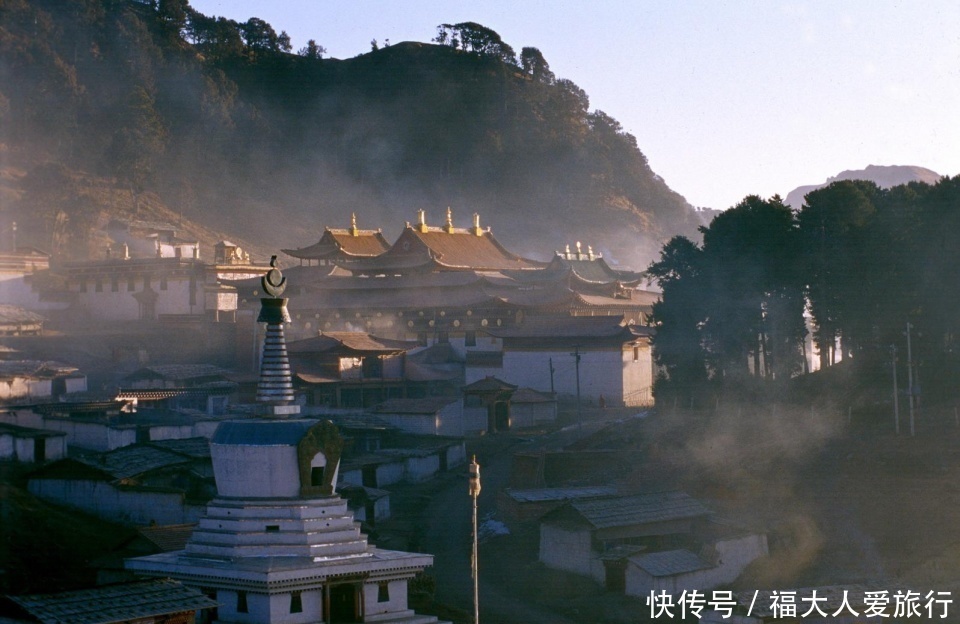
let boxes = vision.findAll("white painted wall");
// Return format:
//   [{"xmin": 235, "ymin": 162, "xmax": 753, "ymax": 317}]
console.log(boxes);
[
  {"xmin": 502, "ymin": 349, "xmax": 623, "ymax": 404},
  {"xmin": 511, "ymin": 402, "xmax": 557, "ymax": 428},
  {"xmin": 28, "ymin": 479, "xmax": 205, "ymax": 525},
  {"xmin": 39, "ymin": 419, "xmax": 136, "ymax": 452},
  {"xmin": 0, "ymin": 434, "xmax": 13, "ymax": 459},
  {"xmin": 461, "ymin": 404, "xmax": 488, "ymax": 435},
  {"xmin": 403, "ymin": 454, "xmax": 440, "ymax": 483},
  {"xmin": 0, "ymin": 377, "xmax": 52, "ymax": 402},
  {"xmin": 539, "ymin": 523, "xmax": 604, "ymax": 583},
  {"xmin": 12, "ymin": 435, "xmax": 65, "ymax": 462},
  {"xmin": 363, "ymin": 579, "xmax": 408, "ymax": 619},
  {"xmin": 212, "ymin": 444, "xmax": 301, "ymax": 498},
  {"xmin": 267, "ymin": 589, "xmax": 323, "ymax": 624},
  {"xmin": 74, "ymin": 276, "xmax": 199, "ymax": 321}
]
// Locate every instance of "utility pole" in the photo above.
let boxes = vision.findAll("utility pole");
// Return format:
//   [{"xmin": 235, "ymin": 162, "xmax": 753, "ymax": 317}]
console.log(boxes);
[
  {"xmin": 891, "ymin": 344, "xmax": 899, "ymax": 435},
  {"xmin": 906, "ymin": 322, "xmax": 915, "ymax": 437},
  {"xmin": 548, "ymin": 357, "xmax": 555, "ymax": 394},
  {"xmin": 468, "ymin": 456, "xmax": 481, "ymax": 624},
  {"xmin": 572, "ymin": 345, "xmax": 582, "ymax": 430}
]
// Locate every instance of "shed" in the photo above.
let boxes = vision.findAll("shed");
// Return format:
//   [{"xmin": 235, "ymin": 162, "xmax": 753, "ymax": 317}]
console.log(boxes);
[
  {"xmin": 509, "ymin": 387, "xmax": 557, "ymax": 428},
  {"xmin": 539, "ymin": 491, "xmax": 710, "ymax": 584}
]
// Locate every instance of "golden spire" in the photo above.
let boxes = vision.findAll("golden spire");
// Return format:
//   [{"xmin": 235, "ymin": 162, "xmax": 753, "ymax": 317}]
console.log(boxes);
[
  {"xmin": 417, "ymin": 209, "xmax": 428, "ymax": 232},
  {"xmin": 472, "ymin": 212, "xmax": 483, "ymax": 236},
  {"xmin": 350, "ymin": 212, "xmax": 359, "ymax": 236},
  {"xmin": 445, "ymin": 207, "xmax": 454, "ymax": 232}
]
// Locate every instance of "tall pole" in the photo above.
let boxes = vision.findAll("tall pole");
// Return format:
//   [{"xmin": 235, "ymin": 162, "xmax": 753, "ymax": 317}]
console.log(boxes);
[
  {"xmin": 572, "ymin": 345, "xmax": 582, "ymax": 430},
  {"xmin": 891, "ymin": 344, "xmax": 899, "ymax": 435},
  {"xmin": 906, "ymin": 322, "xmax": 915, "ymax": 437},
  {"xmin": 548, "ymin": 357, "xmax": 555, "ymax": 394},
  {"xmin": 468, "ymin": 456, "xmax": 481, "ymax": 624}
]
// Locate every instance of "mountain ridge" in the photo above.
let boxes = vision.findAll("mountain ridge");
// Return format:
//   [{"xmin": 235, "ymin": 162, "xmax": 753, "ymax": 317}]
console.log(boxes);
[{"xmin": 784, "ymin": 164, "xmax": 942, "ymax": 209}]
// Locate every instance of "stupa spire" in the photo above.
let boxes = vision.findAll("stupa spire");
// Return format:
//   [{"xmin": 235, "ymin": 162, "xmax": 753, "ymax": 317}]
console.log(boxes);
[{"xmin": 256, "ymin": 256, "xmax": 298, "ymax": 415}]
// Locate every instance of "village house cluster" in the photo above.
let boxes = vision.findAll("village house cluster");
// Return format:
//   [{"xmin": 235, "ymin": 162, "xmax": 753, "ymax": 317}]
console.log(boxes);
[{"xmin": 0, "ymin": 209, "xmax": 713, "ymax": 623}]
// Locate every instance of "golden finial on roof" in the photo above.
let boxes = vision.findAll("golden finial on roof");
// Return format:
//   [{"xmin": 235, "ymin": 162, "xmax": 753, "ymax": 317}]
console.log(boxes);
[
  {"xmin": 350, "ymin": 212, "xmax": 359, "ymax": 236},
  {"xmin": 575, "ymin": 241, "xmax": 582, "ymax": 260},
  {"xmin": 472, "ymin": 213, "xmax": 483, "ymax": 236},
  {"xmin": 417, "ymin": 209, "xmax": 428, "ymax": 232},
  {"xmin": 588, "ymin": 245, "xmax": 594, "ymax": 260},
  {"xmin": 564, "ymin": 244, "xmax": 571, "ymax": 259},
  {"xmin": 445, "ymin": 207, "xmax": 454, "ymax": 232}
]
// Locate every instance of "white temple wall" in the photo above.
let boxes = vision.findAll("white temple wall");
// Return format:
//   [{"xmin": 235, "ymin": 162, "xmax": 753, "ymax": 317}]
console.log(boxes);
[
  {"xmin": 267, "ymin": 590, "xmax": 323, "ymax": 623},
  {"xmin": 363, "ymin": 579, "xmax": 407, "ymax": 618},
  {"xmin": 28, "ymin": 478, "xmax": 204, "ymax": 525},
  {"xmin": 39, "ymin": 419, "xmax": 136, "ymax": 452},
  {"xmin": 501, "ymin": 349, "xmax": 625, "ymax": 405},
  {"xmin": 212, "ymin": 444, "xmax": 301, "ymax": 498}
]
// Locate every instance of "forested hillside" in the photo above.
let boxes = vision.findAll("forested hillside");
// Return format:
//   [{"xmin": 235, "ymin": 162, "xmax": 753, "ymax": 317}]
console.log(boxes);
[
  {"xmin": 649, "ymin": 177, "xmax": 960, "ymax": 405},
  {"xmin": 0, "ymin": 0, "xmax": 700, "ymax": 264}
]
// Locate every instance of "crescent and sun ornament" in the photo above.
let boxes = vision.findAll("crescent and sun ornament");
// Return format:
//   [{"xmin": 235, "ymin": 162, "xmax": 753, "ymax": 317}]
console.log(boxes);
[{"xmin": 262, "ymin": 255, "xmax": 287, "ymax": 297}]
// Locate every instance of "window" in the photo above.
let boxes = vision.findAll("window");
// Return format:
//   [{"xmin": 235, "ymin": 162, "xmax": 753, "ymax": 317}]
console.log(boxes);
[
  {"xmin": 465, "ymin": 330, "xmax": 477, "ymax": 347},
  {"xmin": 633, "ymin": 346, "xmax": 639, "ymax": 361},
  {"xmin": 311, "ymin": 466, "xmax": 324, "ymax": 487},
  {"xmin": 290, "ymin": 591, "xmax": 303, "ymax": 613},
  {"xmin": 111, "ymin": 278, "xmax": 119, "ymax": 292},
  {"xmin": 94, "ymin": 279, "xmax": 103, "ymax": 292},
  {"xmin": 265, "ymin": 524, "xmax": 280, "ymax": 532},
  {"xmin": 378, "ymin": 582, "xmax": 390, "ymax": 603},
  {"xmin": 237, "ymin": 590, "xmax": 248, "ymax": 613},
  {"xmin": 144, "ymin": 274, "xmax": 151, "ymax": 289},
  {"xmin": 127, "ymin": 277, "xmax": 135, "ymax": 292}
]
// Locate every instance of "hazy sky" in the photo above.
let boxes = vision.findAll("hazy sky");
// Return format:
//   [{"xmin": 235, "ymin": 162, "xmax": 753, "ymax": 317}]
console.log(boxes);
[{"xmin": 190, "ymin": 1, "xmax": 960, "ymax": 210}]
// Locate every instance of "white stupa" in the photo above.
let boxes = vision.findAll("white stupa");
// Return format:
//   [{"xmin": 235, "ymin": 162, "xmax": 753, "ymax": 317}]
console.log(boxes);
[{"xmin": 126, "ymin": 258, "xmax": 444, "ymax": 624}]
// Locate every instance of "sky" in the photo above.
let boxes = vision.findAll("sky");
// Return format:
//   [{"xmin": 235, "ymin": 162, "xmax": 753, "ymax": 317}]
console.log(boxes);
[{"xmin": 189, "ymin": 1, "xmax": 960, "ymax": 211}]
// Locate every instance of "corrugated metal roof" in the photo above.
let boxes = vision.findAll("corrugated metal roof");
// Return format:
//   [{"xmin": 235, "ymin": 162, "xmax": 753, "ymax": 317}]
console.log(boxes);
[
  {"xmin": 570, "ymin": 491, "xmax": 710, "ymax": 529},
  {"xmin": 629, "ymin": 549, "xmax": 712, "ymax": 577},
  {"xmin": 506, "ymin": 485, "xmax": 618, "ymax": 503},
  {"xmin": 211, "ymin": 419, "xmax": 318, "ymax": 446},
  {"xmin": 10, "ymin": 578, "xmax": 218, "ymax": 624}
]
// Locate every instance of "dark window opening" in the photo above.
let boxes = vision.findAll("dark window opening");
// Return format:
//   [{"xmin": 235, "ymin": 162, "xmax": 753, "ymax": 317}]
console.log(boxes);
[
  {"xmin": 95, "ymin": 279, "xmax": 103, "ymax": 292},
  {"xmin": 127, "ymin": 277, "xmax": 135, "ymax": 291},
  {"xmin": 266, "ymin": 524, "xmax": 280, "ymax": 532},
  {"xmin": 378, "ymin": 582, "xmax": 390, "ymax": 603},
  {"xmin": 311, "ymin": 466, "xmax": 324, "ymax": 487},
  {"xmin": 237, "ymin": 590, "xmax": 248, "ymax": 613},
  {"xmin": 111, "ymin": 278, "xmax": 119, "ymax": 292},
  {"xmin": 290, "ymin": 591, "xmax": 302, "ymax": 613},
  {"xmin": 633, "ymin": 346, "xmax": 640, "ymax": 361},
  {"xmin": 465, "ymin": 330, "xmax": 477, "ymax": 347}
]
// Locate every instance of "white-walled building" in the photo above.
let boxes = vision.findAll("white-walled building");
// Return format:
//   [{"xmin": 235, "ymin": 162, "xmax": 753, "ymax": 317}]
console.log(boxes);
[
  {"xmin": 475, "ymin": 316, "xmax": 655, "ymax": 407},
  {"xmin": 371, "ymin": 397, "xmax": 467, "ymax": 437}
]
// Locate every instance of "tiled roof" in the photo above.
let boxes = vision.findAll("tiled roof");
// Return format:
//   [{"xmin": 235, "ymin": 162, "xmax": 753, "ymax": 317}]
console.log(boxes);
[
  {"xmin": 462, "ymin": 376, "xmax": 517, "ymax": 393},
  {"xmin": 629, "ymin": 549, "xmax": 712, "ymax": 577},
  {"xmin": 506, "ymin": 485, "xmax": 618, "ymax": 503},
  {"xmin": 569, "ymin": 491, "xmax": 710, "ymax": 530},
  {"xmin": 0, "ymin": 305, "xmax": 44, "ymax": 324},
  {"xmin": 136, "ymin": 524, "xmax": 196, "ymax": 552},
  {"xmin": 372, "ymin": 397, "xmax": 460, "ymax": 414},
  {"xmin": 131, "ymin": 364, "xmax": 229, "ymax": 381},
  {"xmin": 78, "ymin": 445, "xmax": 193, "ymax": 481},
  {"xmin": 0, "ymin": 423, "xmax": 66, "ymax": 439},
  {"xmin": 211, "ymin": 419, "xmax": 319, "ymax": 446},
  {"xmin": 148, "ymin": 437, "xmax": 211, "ymax": 459},
  {"xmin": 288, "ymin": 332, "xmax": 417, "ymax": 354},
  {"xmin": 283, "ymin": 228, "xmax": 390, "ymax": 260},
  {"xmin": 9, "ymin": 578, "xmax": 218, "ymax": 624}
]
